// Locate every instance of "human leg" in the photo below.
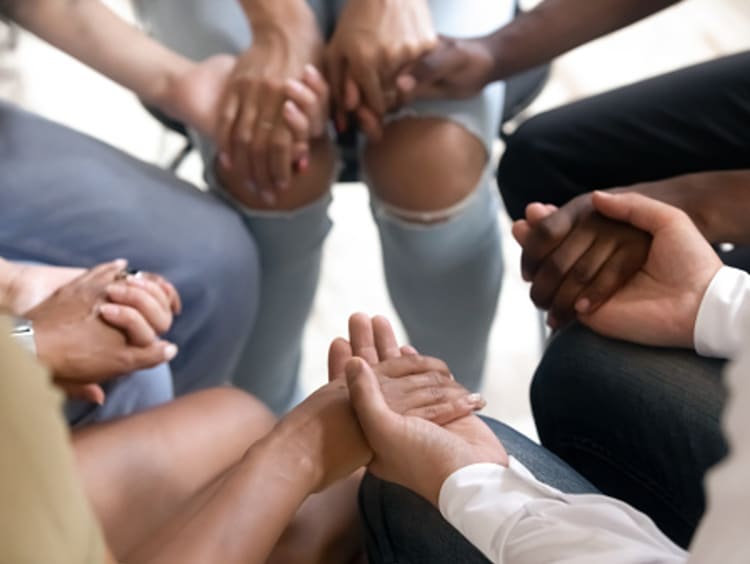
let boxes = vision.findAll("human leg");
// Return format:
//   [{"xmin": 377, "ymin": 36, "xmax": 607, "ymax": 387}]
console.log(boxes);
[
  {"xmin": 0, "ymin": 102, "xmax": 260, "ymax": 395},
  {"xmin": 361, "ymin": 0, "xmax": 514, "ymax": 391},
  {"xmin": 136, "ymin": 0, "xmax": 337, "ymax": 413},
  {"xmin": 359, "ymin": 416, "xmax": 597, "ymax": 564},
  {"xmin": 531, "ymin": 323, "xmax": 728, "ymax": 548},
  {"xmin": 498, "ymin": 50, "xmax": 750, "ymax": 219}
]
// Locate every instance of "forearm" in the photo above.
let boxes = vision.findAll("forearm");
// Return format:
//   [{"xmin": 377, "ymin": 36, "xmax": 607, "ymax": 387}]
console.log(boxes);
[
  {"xmin": 147, "ymin": 432, "xmax": 316, "ymax": 564},
  {"xmin": 621, "ymin": 170, "xmax": 750, "ymax": 244},
  {"xmin": 481, "ymin": 0, "xmax": 681, "ymax": 81},
  {"xmin": 9, "ymin": 0, "xmax": 192, "ymax": 114},
  {"xmin": 239, "ymin": 0, "xmax": 316, "ymax": 33}
]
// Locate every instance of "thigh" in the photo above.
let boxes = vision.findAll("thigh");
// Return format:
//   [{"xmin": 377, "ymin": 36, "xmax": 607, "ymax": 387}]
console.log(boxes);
[
  {"xmin": 359, "ymin": 415, "xmax": 597, "ymax": 564},
  {"xmin": 499, "ymin": 51, "xmax": 750, "ymax": 218},
  {"xmin": 531, "ymin": 323, "xmax": 728, "ymax": 548}
]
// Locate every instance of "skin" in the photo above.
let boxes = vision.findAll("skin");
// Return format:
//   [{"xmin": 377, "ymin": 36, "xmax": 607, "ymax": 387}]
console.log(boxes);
[
  {"xmin": 348, "ymin": 192, "xmax": 724, "ymax": 512},
  {"xmin": 395, "ymin": 0, "xmax": 682, "ymax": 104},
  {"xmin": 0, "ymin": 259, "xmax": 178, "ymax": 403},
  {"xmin": 76, "ymin": 313, "xmax": 485, "ymax": 563}
]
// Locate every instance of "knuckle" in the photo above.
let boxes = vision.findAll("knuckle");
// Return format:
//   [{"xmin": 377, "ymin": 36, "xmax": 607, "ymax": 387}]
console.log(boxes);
[
  {"xmin": 429, "ymin": 386, "xmax": 446, "ymax": 401},
  {"xmin": 571, "ymin": 261, "xmax": 595, "ymax": 284}
]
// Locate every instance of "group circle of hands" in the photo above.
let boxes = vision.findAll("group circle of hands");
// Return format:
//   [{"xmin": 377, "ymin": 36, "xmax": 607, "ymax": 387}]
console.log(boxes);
[
  {"xmin": 9, "ymin": 190, "xmax": 722, "ymax": 501},
  {"xmin": 174, "ymin": 0, "xmax": 495, "ymax": 206}
]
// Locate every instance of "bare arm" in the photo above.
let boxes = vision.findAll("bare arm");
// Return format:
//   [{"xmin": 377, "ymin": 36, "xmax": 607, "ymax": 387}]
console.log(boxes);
[
  {"xmin": 484, "ymin": 0, "xmax": 682, "ymax": 80},
  {"xmin": 4, "ymin": 0, "xmax": 201, "ymax": 123},
  {"xmin": 619, "ymin": 170, "xmax": 750, "ymax": 245}
]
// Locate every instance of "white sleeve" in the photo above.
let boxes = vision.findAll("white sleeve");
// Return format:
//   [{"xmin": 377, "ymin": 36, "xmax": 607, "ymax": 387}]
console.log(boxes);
[
  {"xmin": 439, "ymin": 459, "xmax": 687, "ymax": 564},
  {"xmin": 694, "ymin": 266, "xmax": 750, "ymax": 359}
]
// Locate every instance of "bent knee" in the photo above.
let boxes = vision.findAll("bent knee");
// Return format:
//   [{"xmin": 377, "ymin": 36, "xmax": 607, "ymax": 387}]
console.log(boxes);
[
  {"xmin": 364, "ymin": 118, "xmax": 488, "ymax": 222},
  {"xmin": 194, "ymin": 387, "xmax": 276, "ymax": 434},
  {"xmin": 218, "ymin": 138, "xmax": 336, "ymax": 212}
]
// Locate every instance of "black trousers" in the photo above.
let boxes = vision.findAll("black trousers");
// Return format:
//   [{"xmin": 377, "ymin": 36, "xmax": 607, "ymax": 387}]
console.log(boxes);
[{"xmin": 497, "ymin": 51, "xmax": 750, "ymax": 548}]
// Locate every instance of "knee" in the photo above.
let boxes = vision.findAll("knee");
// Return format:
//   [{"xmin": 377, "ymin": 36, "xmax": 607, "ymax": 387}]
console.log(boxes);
[
  {"xmin": 364, "ymin": 118, "xmax": 488, "ymax": 222},
  {"xmin": 217, "ymin": 138, "xmax": 336, "ymax": 212}
]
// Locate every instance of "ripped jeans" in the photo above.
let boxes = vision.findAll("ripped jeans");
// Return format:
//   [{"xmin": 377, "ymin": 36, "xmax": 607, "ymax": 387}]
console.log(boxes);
[{"xmin": 135, "ymin": 0, "xmax": 513, "ymax": 413}]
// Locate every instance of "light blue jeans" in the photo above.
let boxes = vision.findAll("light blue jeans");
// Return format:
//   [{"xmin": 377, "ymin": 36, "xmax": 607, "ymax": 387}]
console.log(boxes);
[{"xmin": 136, "ymin": 0, "xmax": 513, "ymax": 413}]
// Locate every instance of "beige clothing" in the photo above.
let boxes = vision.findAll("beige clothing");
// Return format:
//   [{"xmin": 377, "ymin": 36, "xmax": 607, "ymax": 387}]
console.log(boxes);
[{"xmin": 0, "ymin": 317, "xmax": 106, "ymax": 564}]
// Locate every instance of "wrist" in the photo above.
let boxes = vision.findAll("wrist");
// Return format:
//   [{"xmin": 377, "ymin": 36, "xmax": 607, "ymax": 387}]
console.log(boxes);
[
  {"xmin": 245, "ymin": 0, "xmax": 316, "ymax": 34},
  {"xmin": 252, "ymin": 424, "xmax": 321, "ymax": 493}
]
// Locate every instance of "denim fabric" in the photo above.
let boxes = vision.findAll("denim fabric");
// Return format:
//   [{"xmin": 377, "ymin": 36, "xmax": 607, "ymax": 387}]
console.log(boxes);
[
  {"xmin": 0, "ymin": 103, "xmax": 261, "ymax": 404},
  {"xmin": 532, "ymin": 323, "xmax": 728, "ymax": 548},
  {"xmin": 359, "ymin": 417, "xmax": 598, "ymax": 564},
  {"xmin": 136, "ymin": 0, "xmax": 511, "ymax": 408}
]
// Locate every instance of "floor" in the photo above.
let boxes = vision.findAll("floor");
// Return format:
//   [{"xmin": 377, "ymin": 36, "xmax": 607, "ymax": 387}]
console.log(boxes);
[{"xmin": 2, "ymin": 0, "xmax": 747, "ymax": 439}]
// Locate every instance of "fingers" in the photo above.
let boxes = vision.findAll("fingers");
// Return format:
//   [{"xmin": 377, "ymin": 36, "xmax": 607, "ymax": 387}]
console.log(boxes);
[
  {"xmin": 58, "ymin": 382, "xmax": 106, "ymax": 405},
  {"xmin": 99, "ymin": 303, "xmax": 157, "ymax": 346},
  {"xmin": 106, "ymin": 281, "xmax": 173, "ymax": 335},
  {"xmin": 283, "ymin": 99, "xmax": 312, "ymax": 142},
  {"xmin": 145, "ymin": 273, "xmax": 182, "ymax": 315},
  {"xmin": 125, "ymin": 340, "xmax": 179, "ymax": 369},
  {"xmin": 372, "ymin": 315, "xmax": 401, "ymax": 360},
  {"xmin": 528, "ymin": 227, "xmax": 598, "ymax": 310},
  {"xmin": 269, "ymin": 126, "xmax": 293, "ymax": 195},
  {"xmin": 356, "ymin": 106, "xmax": 384, "ymax": 142},
  {"xmin": 346, "ymin": 357, "xmax": 399, "ymax": 444},
  {"xmin": 406, "ymin": 393, "xmax": 485, "ymax": 426},
  {"xmin": 217, "ymin": 89, "xmax": 241, "ymax": 171},
  {"xmin": 228, "ymin": 83, "xmax": 260, "ymax": 194},
  {"xmin": 520, "ymin": 207, "xmax": 576, "ymax": 281},
  {"xmin": 374, "ymin": 355, "xmax": 452, "ymax": 380},
  {"xmin": 348, "ymin": 313, "xmax": 379, "ymax": 365},
  {"xmin": 328, "ymin": 337, "xmax": 354, "ymax": 382},
  {"xmin": 575, "ymin": 243, "xmax": 649, "ymax": 314},
  {"xmin": 350, "ymin": 61, "xmax": 387, "ymax": 116},
  {"xmin": 591, "ymin": 191, "xmax": 685, "ymax": 234}
]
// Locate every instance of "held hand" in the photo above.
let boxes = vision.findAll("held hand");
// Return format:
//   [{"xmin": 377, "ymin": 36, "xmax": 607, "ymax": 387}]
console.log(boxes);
[
  {"xmin": 516, "ymin": 193, "xmax": 651, "ymax": 328},
  {"xmin": 326, "ymin": 0, "xmax": 437, "ymax": 131},
  {"xmin": 25, "ymin": 261, "xmax": 179, "ymax": 389},
  {"xmin": 216, "ymin": 8, "xmax": 324, "ymax": 204},
  {"xmin": 273, "ymin": 313, "xmax": 485, "ymax": 493},
  {"xmin": 396, "ymin": 36, "xmax": 496, "ymax": 105},
  {"xmin": 347, "ymin": 357, "xmax": 507, "ymax": 507}
]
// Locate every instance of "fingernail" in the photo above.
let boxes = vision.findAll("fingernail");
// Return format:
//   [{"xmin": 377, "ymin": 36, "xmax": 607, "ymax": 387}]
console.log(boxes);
[
  {"xmin": 575, "ymin": 298, "xmax": 590, "ymax": 313},
  {"xmin": 304, "ymin": 64, "xmax": 319, "ymax": 78},
  {"xmin": 163, "ymin": 343, "xmax": 178, "ymax": 361},
  {"xmin": 467, "ymin": 393, "xmax": 486, "ymax": 408},
  {"xmin": 113, "ymin": 258, "xmax": 128, "ymax": 269},
  {"xmin": 219, "ymin": 152, "xmax": 232, "ymax": 169},
  {"xmin": 99, "ymin": 303, "xmax": 120, "ymax": 316},
  {"xmin": 448, "ymin": 372, "xmax": 455, "ymax": 381},
  {"xmin": 261, "ymin": 191, "xmax": 276, "ymax": 206}
]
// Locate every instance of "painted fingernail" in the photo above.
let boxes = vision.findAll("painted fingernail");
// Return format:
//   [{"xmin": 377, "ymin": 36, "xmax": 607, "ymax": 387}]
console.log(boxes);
[
  {"xmin": 99, "ymin": 303, "xmax": 120, "ymax": 316},
  {"xmin": 163, "ymin": 343, "xmax": 179, "ymax": 361},
  {"xmin": 298, "ymin": 157, "xmax": 309, "ymax": 172}
]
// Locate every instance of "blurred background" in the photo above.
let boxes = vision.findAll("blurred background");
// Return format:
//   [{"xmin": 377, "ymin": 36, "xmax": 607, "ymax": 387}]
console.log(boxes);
[{"xmin": 1, "ymin": 0, "xmax": 748, "ymax": 438}]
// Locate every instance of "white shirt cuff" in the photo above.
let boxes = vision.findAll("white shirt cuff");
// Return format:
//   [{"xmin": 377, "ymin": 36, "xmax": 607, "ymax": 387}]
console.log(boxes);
[{"xmin": 694, "ymin": 266, "xmax": 750, "ymax": 359}]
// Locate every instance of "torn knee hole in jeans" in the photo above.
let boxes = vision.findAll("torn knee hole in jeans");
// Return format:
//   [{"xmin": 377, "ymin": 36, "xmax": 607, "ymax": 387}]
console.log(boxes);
[{"xmin": 372, "ymin": 189, "xmax": 480, "ymax": 225}]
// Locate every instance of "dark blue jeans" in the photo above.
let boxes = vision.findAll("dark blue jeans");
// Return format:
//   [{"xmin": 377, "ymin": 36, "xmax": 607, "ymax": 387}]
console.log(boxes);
[
  {"xmin": 359, "ymin": 417, "xmax": 598, "ymax": 564},
  {"xmin": 0, "ymin": 102, "xmax": 261, "ymax": 419}
]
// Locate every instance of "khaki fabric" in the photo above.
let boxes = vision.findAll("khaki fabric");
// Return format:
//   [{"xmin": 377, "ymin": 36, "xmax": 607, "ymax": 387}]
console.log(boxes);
[{"xmin": 0, "ymin": 317, "xmax": 106, "ymax": 564}]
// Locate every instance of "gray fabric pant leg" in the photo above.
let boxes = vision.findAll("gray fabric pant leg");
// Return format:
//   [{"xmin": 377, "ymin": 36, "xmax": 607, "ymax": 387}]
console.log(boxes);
[{"xmin": 0, "ymin": 102, "xmax": 261, "ymax": 398}]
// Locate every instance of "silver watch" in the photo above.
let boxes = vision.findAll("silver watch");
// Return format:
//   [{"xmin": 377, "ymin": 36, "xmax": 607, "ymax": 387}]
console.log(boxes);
[{"xmin": 10, "ymin": 317, "xmax": 36, "ymax": 356}]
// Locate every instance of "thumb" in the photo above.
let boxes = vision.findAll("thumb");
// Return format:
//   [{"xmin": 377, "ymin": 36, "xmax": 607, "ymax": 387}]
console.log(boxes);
[
  {"xmin": 346, "ymin": 358, "xmax": 400, "ymax": 445},
  {"xmin": 591, "ymin": 191, "xmax": 681, "ymax": 235},
  {"xmin": 59, "ymin": 382, "xmax": 106, "ymax": 405}
]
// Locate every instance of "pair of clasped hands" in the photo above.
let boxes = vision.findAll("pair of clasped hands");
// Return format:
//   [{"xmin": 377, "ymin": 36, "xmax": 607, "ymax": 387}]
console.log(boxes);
[{"xmin": 180, "ymin": 0, "xmax": 487, "ymax": 207}]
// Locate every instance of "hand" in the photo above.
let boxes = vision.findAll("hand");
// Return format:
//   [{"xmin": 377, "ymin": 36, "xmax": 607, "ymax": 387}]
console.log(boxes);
[
  {"xmin": 347, "ymin": 356, "xmax": 507, "ymax": 507},
  {"xmin": 159, "ymin": 54, "xmax": 237, "ymax": 138},
  {"xmin": 25, "ymin": 261, "xmax": 179, "ymax": 395},
  {"xmin": 272, "ymin": 313, "xmax": 485, "ymax": 492},
  {"xmin": 216, "ymin": 5, "xmax": 324, "ymax": 204},
  {"xmin": 527, "ymin": 192, "xmax": 722, "ymax": 348},
  {"xmin": 326, "ymin": 0, "xmax": 437, "ymax": 134},
  {"xmin": 514, "ymin": 193, "xmax": 652, "ymax": 328},
  {"xmin": 395, "ymin": 36, "xmax": 496, "ymax": 104}
]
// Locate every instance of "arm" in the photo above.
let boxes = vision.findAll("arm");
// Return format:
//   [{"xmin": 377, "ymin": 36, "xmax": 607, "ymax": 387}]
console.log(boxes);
[
  {"xmin": 618, "ymin": 170, "xmax": 750, "ymax": 245},
  {"xmin": 482, "ymin": 0, "xmax": 681, "ymax": 81},
  {"xmin": 399, "ymin": 0, "xmax": 682, "ymax": 101},
  {"xmin": 3, "ymin": 0, "xmax": 222, "ymax": 130}
]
